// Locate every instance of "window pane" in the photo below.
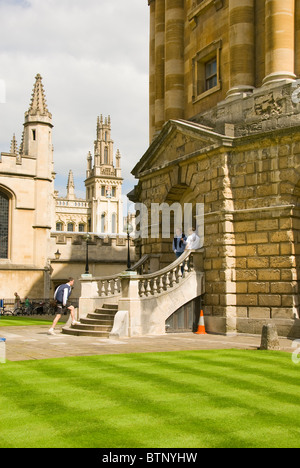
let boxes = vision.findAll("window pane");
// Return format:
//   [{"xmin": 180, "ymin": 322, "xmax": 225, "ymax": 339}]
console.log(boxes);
[
  {"xmin": 0, "ymin": 192, "xmax": 9, "ymax": 258},
  {"xmin": 205, "ymin": 58, "xmax": 217, "ymax": 90}
]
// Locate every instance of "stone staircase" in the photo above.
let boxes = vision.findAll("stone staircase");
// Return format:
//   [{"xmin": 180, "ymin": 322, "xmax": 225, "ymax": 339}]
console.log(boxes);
[{"xmin": 62, "ymin": 303, "xmax": 118, "ymax": 337}]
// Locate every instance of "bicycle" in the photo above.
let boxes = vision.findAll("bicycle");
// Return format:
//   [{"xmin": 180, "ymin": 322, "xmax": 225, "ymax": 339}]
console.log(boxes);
[{"xmin": 0, "ymin": 305, "xmax": 15, "ymax": 316}]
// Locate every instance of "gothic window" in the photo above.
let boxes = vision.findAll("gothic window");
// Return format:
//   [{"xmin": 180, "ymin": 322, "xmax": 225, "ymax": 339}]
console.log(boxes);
[
  {"xmin": 56, "ymin": 222, "xmax": 63, "ymax": 231},
  {"xmin": 104, "ymin": 147, "xmax": 108, "ymax": 164},
  {"xmin": 111, "ymin": 213, "xmax": 117, "ymax": 233},
  {"xmin": 0, "ymin": 191, "xmax": 9, "ymax": 259},
  {"xmin": 79, "ymin": 224, "xmax": 85, "ymax": 232},
  {"xmin": 67, "ymin": 223, "xmax": 74, "ymax": 232},
  {"xmin": 101, "ymin": 213, "xmax": 106, "ymax": 233}
]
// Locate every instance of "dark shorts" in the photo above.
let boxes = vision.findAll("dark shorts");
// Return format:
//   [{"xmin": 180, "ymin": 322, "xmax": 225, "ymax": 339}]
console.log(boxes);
[{"xmin": 56, "ymin": 303, "xmax": 69, "ymax": 315}]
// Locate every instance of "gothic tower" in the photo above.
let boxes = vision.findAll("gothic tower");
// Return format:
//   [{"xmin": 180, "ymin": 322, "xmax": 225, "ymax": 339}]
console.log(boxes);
[
  {"xmin": 0, "ymin": 74, "xmax": 55, "ymax": 297},
  {"xmin": 22, "ymin": 74, "xmax": 55, "ymax": 261},
  {"xmin": 85, "ymin": 115, "xmax": 123, "ymax": 234}
]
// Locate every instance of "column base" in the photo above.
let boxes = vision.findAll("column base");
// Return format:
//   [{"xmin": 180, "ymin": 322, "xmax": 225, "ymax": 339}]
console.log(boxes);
[
  {"xmin": 226, "ymin": 85, "xmax": 255, "ymax": 101},
  {"xmin": 262, "ymin": 72, "xmax": 296, "ymax": 87}
]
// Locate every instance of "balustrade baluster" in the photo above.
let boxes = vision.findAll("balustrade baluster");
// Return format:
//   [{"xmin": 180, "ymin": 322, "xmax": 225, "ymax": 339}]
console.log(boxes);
[
  {"xmin": 171, "ymin": 269, "xmax": 176, "ymax": 286},
  {"xmin": 152, "ymin": 276, "xmax": 158, "ymax": 294},
  {"xmin": 157, "ymin": 275, "xmax": 163, "ymax": 293},
  {"xmin": 165, "ymin": 272, "xmax": 171, "ymax": 289},
  {"xmin": 146, "ymin": 279, "xmax": 151, "ymax": 296},
  {"xmin": 100, "ymin": 281, "xmax": 105, "ymax": 297}
]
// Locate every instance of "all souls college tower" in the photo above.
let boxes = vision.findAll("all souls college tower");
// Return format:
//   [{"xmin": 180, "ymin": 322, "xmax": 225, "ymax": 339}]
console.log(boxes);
[{"xmin": 130, "ymin": 0, "xmax": 300, "ymax": 336}]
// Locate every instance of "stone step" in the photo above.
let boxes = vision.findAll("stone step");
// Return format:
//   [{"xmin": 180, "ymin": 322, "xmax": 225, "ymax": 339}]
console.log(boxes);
[
  {"xmin": 62, "ymin": 326, "xmax": 110, "ymax": 337},
  {"xmin": 87, "ymin": 313, "xmax": 115, "ymax": 322},
  {"xmin": 95, "ymin": 308, "xmax": 117, "ymax": 315},
  {"xmin": 72, "ymin": 323, "xmax": 112, "ymax": 332},
  {"xmin": 81, "ymin": 317, "xmax": 112, "ymax": 326},
  {"xmin": 62, "ymin": 304, "xmax": 118, "ymax": 337}
]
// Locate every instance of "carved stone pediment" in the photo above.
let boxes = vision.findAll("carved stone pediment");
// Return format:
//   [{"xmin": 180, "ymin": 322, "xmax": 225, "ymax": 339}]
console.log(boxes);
[{"xmin": 132, "ymin": 119, "xmax": 233, "ymax": 177}]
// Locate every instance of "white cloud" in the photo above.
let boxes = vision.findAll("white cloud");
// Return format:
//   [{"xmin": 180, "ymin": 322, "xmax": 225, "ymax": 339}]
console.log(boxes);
[{"xmin": 0, "ymin": 0, "xmax": 149, "ymax": 198}]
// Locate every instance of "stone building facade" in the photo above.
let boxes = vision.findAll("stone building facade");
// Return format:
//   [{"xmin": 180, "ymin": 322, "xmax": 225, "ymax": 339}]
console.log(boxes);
[
  {"xmin": 130, "ymin": 0, "xmax": 300, "ymax": 337},
  {"xmin": 55, "ymin": 115, "xmax": 123, "ymax": 235},
  {"xmin": 0, "ymin": 74, "xmax": 55, "ymax": 298},
  {"xmin": 0, "ymin": 75, "xmax": 133, "ymax": 300}
]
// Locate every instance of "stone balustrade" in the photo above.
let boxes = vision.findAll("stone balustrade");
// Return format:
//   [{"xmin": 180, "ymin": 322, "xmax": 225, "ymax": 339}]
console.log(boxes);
[{"xmin": 79, "ymin": 249, "xmax": 205, "ymax": 337}]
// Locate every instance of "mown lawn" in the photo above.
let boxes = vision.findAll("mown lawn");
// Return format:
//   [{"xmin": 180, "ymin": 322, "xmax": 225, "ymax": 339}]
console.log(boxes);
[
  {"xmin": 0, "ymin": 349, "xmax": 299, "ymax": 448},
  {"xmin": 0, "ymin": 317, "xmax": 53, "ymax": 327}
]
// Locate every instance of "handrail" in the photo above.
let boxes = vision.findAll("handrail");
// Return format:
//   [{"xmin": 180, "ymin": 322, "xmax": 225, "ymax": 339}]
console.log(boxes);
[
  {"xmin": 80, "ymin": 254, "xmax": 152, "ymax": 283},
  {"xmin": 129, "ymin": 254, "xmax": 151, "ymax": 274},
  {"xmin": 136, "ymin": 249, "xmax": 204, "ymax": 297},
  {"xmin": 135, "ymin": 249, "xmax": 192, "ymax": 280},
  {"xmin": 80, "ymin": 249, "xmax": 204, "ymax": 298}
]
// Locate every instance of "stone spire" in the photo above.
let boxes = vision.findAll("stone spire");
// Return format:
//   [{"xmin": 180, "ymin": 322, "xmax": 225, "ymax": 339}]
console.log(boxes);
[
  {"xmin": 19, "ymin": 130, "xmax": 25, "ymax": 156},
  {"xmin": 27, "ymin": 74, "xmax": 52, "ymax": 119},
  {"xmin": 66, "ymin": 170, "xmax": 75, "ymax": 199},
  {"xmin": 10, "ymin": 134, "xmax": 18, "ymax": 154}
]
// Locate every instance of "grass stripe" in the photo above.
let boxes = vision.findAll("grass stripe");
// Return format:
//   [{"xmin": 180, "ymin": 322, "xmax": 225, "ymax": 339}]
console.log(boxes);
[{"xmin": 0, "ymin": 350, "xmax": 299, "ymax": 448}]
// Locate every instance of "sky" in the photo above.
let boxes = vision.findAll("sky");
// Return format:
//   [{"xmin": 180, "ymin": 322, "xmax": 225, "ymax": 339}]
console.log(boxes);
[{"xmin": 0, "ymin": 0, "xmax": 149, "ymax": 201}]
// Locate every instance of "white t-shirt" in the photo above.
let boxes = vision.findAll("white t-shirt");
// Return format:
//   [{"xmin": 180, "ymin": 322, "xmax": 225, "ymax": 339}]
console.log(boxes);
[{"xmin": 186, "ymin": 232, "xmax": 201, "ymax": 250}]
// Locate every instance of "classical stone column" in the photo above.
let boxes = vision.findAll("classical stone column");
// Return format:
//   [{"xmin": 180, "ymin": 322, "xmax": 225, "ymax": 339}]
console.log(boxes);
[
  {"xmin": 154, "ymin": 0, "xmax": 165, "ymax": 134},
  {"xmin": 164, "ymin": 0, "xmax": 184, "ymax": 122},
  {"xmin": 149, "ymin": 0, "xmax": 156, "ymax": 142},
  {"xmin": 295, "ymin": 0, "xmax": 300, "ymax": 78},
  {"xmin": 263, "ymin": 0, "xmax": 296, "ymax": 85},
  {"xmin": 226, "ymin": 0, "xmax": 255, "ymax": 99}
]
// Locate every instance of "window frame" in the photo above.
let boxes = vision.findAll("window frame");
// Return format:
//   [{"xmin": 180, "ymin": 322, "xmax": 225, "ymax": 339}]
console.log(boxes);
[
  {"xmin": 0, "ymin": 186, "xmax": 13, "ymax": 261},
  {"xmin": 192, "ymin": 40, "xmax": 222, "ymax": 103}
]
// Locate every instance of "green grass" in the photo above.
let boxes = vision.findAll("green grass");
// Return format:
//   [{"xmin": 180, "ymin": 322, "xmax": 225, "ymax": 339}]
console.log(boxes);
[
  {"xmin": 0, "ymin": 316, "xmax": 53, "ymax": 327},
  {"xmin": 0, "ymin": 349, "xmax": 299, "ymax": 448}
]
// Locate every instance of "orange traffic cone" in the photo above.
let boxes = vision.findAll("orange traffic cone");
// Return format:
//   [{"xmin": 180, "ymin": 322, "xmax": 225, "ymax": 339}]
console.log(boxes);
[{"xmin": 195, "ymin": 310, "xmax": 207, "ymax": 335}]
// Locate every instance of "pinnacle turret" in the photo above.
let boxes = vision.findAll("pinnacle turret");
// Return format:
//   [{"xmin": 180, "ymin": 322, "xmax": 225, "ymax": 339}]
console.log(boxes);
[
  {"xmin": 66, "ymin": 170, "xmax": 75, "ymax": 199},
  {"xmin": 10, "ymin": 134, "xmax": 18, "ymax": 154},
  {"xmin": 26, "ymin": 74, "xmax": 52, "ymax": 119}
]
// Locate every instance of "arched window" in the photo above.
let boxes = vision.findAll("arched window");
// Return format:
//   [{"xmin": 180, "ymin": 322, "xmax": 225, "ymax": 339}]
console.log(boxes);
[
  {"xmin": 0, "ymin": 191, "xmax": 9, "ymax": 259},
  {"xmin": 67, "ymin": 223, "xmax": 74, "ymax": 232},
  {"xmin": 111, "ymin": 213, "xmax": 117, "ymax": 233},
  {"xmin": 101, "ymin": 213, "xmax": 106, "ymax": 233},
  {"xmin": 104, "ymin": 147, "xmax": 108, "ymax": 165}
]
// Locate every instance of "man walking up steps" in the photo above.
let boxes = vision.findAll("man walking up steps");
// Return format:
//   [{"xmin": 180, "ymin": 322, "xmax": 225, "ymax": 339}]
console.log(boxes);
[{"xmin": 48, "ymin": 277, "xmax": 80, "ymax": 335}]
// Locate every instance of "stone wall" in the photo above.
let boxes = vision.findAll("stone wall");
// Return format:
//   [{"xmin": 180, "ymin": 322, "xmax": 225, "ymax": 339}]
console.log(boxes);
[{"xmin": 132, "ymin": 113, "xmax": 300, "ymax": 337}]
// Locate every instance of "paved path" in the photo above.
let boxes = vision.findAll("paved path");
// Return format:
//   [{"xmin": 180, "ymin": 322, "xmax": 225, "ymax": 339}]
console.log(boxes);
[{"xmin": 0, "ymin": 325, "xmax": 295, "ymax": 361}]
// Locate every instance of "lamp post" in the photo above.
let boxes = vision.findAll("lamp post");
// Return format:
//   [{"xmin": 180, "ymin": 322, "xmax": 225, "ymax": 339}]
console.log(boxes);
[
  {"xmin": 84, "ymin": 233, "xmax": 91, "ymax": 275},
  {"xmin": 126, "ymin": 222, "xmax": 133, "ymax": 271}
]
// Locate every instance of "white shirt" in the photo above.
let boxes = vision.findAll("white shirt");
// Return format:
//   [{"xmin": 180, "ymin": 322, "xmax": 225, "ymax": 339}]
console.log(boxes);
[{"xmin": 186, "ymin": 232, "xmax": 201, "ymax": 250}]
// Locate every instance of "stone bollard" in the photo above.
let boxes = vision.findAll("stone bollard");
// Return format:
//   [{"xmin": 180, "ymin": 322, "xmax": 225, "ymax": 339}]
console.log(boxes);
[{"xmin": 260, "ymin": 323, "xmax": 280, "ymax": 351}]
